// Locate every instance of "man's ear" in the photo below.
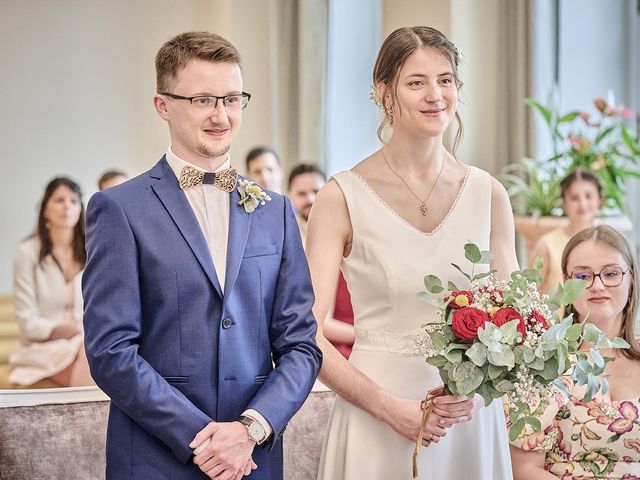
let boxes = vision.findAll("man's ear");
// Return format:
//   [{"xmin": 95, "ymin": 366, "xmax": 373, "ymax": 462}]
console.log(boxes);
[{"xmin": 153, "ymin": 95, "xmax": 170, "ymax": 121}]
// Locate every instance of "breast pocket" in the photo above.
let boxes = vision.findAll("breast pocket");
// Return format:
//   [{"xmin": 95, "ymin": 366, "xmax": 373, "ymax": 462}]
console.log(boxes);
[{"xmin": 243, "ymin": 244, "xmax": 278, "ymax": 259}]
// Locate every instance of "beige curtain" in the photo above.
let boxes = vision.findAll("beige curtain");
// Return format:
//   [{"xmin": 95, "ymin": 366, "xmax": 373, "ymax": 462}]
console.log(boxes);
[
  {"xmin": 494, "ymin": 0, "xmax": 534, "ymax": 172},
  {"xmin": 270, "ymin": 0, "xmax": 329, "ymax": 173}
]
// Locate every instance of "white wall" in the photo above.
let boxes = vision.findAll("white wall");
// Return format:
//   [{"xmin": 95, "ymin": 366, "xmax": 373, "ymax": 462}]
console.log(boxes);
[{"xmin": 0, "ymin": 0, "xmax": 229, "ymax": 293}]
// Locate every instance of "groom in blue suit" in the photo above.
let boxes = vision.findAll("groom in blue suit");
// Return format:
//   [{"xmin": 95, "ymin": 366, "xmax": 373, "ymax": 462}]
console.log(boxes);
[{"xmin": 82, "ymin": 31, "xmax": 322, "ymax": 479}]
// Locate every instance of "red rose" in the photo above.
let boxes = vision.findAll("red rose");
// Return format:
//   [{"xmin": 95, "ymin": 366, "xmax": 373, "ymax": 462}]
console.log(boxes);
[
  {"xmin": 445, "ymin": 290, "xmax": 474, "ymax": 309},
  {"xmin": 452, "ymin": 307, "xmax": 489, "ymax": 342},
  {"xmin": 529, "ymin": 310, "xmax": 549, "ymax": 332},
  {"xmin": 492, "ymin": 307, "xmax": 526, "ymax": 343}
]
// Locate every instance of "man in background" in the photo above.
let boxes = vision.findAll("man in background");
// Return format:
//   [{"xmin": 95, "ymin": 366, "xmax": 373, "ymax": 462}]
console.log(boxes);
[
  {"xmin": 245, "ymin": 146, "xmax": 283, "ymax": 193},
  {"xmin": 287, "ymin": 163, "xmax": 325, "ymax": 243},
  {"xmin": 97, "ymin": 169, "xmax": 128, "ymax": 190}
]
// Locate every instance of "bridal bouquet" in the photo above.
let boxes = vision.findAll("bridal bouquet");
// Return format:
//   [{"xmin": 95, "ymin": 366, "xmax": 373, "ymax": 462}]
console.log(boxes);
[{"xmin": 416, "ymin": 243, "xmax": 629, "ymax": 449}]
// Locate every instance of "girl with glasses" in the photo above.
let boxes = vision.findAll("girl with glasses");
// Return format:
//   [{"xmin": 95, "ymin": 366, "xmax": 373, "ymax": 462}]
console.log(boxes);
[{"xmin": 510, "ymin": 225, "xmax": 640, "ymax": 479}]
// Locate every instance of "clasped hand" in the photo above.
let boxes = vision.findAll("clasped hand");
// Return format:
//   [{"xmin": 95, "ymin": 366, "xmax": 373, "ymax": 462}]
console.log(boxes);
[
  {"xmin": 385, "ymin": 388, "xmax": 483, "ymax": 447},
  {"xmin": 190, "ymin": 422, "xmax": 257, "ymax": 480}
]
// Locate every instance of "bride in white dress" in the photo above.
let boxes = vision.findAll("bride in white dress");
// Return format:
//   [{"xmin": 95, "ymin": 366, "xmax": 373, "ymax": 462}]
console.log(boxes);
[{"xmin": 306, "ymin": 27, "xmax": 518, "ymax": 479}]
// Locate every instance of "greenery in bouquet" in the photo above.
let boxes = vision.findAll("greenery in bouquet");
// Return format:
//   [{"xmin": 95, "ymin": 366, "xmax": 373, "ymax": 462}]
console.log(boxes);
[
  {"xmin": 500, "ymin": 94, "xmax": 640, "ymax": 216},
  {"xmin": 417, "ymin": 243, "xmax": 629, "ymax": 441}
]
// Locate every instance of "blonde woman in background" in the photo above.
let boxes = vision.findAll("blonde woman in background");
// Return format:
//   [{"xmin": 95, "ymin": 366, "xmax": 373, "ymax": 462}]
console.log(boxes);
[{"xmin": 529, "ymin": 169, "xmax": 603, "ymax": 292}]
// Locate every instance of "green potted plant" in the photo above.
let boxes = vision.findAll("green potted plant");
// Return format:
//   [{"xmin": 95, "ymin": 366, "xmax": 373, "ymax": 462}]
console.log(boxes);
[{"xmin": 501, "ymin": 95, "xmax": 639, "ymax": 255}]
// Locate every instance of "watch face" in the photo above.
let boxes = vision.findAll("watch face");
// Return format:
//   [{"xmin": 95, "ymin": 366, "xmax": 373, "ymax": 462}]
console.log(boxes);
[{"xmin": 248, "ymin": 421, "xmax": 265, "ymax": 441}]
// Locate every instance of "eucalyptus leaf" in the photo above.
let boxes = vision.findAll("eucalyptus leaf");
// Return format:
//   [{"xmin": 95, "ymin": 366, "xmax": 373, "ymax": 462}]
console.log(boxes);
[
  {"xmin": 447, "ymin": 281, "xmax": 460, "ymax": 292},
  {"xmin": 464, "ymin": 243, "xmax": 482, "ymax": 263},
  {"xmin": 523, "ymin": 416, "xmax": 542, "ymax": 432},
  {"xmin": 590, "ymin": 347, "xmax": 605, "ymax": 368},
  {"xmin": 424, "ymin": 275, "xmax": 444, "ymax": 294},
  {"xmin": 451, "ymin": 263, "xmax": 472, "ymax": 280},
  {"xmin": 466, "ymin": 342, "xmax": 488, "ymax": 367},
  {"xmin": 538, "ymin": 357, "xmax": 559, "ymax": 381},
  {"xmin": 476, "ymin": 383, "xmax": 499, "ymax": 407},
  {"xmin": 429, "ymin": 331, "xmax": 448, "ymax": 352},
  {"xmin": 417, "ymin": 293, "xmax": 445, "ymax": 308},
  {"xmin": 425, "ymin": 356, "xmax": 447, "ymax": 368},
  {"xmin": 582, "ymin": 323, "xmax": 602, "ymax": 344},
  {"xmin": 488, "ymin": 363, "xmax": 504, "ymax": 380},
  {"xmin": 478, "ymin": 251, "xmax": 495, "ymax": 264},
  {"xmin": 445, "ymin": 348, "xmax": 463, "ymax": 364},
  {"xmin": 565, "ymin": 323, "xmax": 582, "ymax": 342},
  {"xmin": 562, "ymin": 279, "xmax": 587, "ymax": 304},
  {"xmin": 611, "ymin": 337, "xmax": 631, "ymax": 349},
  {"xmin": 552, "ymin": 378, "xmax": 570, "ymax": 397},
  {"xmin": 509, "ymin": 419, "xmax": 525, "ymax": 442},
  {"xmin": 495, "ymin": 379, "xmax": 515, "ymax": 394}
]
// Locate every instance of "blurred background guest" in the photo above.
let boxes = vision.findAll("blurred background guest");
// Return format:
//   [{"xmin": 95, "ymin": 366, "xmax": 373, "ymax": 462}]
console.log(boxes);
[
  {"xmin": 245, "ymin": 146, "xmax": 283, "ymax": 193},
  {"xmin": 529, "ymin": 169, "xmax": 603, "ymax": 293},
  {"xmin": 287, "ymin": 163, "xmax": 355, "ymax": 358},
  {"xmin": 97, "ymin": 169, "xmax": 128, "ymax": 191},
  {"xmin": 288, "ymin": 163, "xmax": 326, "ymax": 243},
  {"xmin": 9, "ymin": 177, "xmax": 93, "ymax": 387}
]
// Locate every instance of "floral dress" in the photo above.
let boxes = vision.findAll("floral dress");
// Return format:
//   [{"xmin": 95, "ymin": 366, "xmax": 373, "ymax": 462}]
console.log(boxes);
[{"xmin": 510, "ymin": 378, "xmax": 640, "ymax": 479}]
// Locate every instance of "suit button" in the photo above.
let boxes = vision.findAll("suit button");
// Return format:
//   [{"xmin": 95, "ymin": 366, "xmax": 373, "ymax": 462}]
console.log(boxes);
[{"xmin": 222, "ymin": 318, "xmax": 233, "ymax": 329}]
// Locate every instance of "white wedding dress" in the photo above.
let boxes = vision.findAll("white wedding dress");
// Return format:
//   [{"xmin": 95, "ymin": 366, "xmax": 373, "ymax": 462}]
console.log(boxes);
[{"xmin": 317, "ymin": 167, "xmax": 513, "ymax": 480}]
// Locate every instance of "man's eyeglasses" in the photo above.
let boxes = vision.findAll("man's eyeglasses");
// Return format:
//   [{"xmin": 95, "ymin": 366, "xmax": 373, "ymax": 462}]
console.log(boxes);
[
  {"xmin": 568, "ymin": 266, "xmax": 628, "ymax": 288},
  {"xmin": 161, "ymin": 92, "xmax": 251, "ymax": 110}
]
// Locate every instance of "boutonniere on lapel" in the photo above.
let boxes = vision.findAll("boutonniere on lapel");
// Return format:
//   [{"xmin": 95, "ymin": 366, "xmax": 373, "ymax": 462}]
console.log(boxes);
[{"xmin": 237, "ymin": 179, "xmax": 272, "ymax": 213}]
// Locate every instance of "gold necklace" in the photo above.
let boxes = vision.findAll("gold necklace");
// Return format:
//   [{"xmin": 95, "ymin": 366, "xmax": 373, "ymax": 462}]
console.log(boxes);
[{"xmin": 381, "ymin": 150, "xmax": 446, "ymax": 216}]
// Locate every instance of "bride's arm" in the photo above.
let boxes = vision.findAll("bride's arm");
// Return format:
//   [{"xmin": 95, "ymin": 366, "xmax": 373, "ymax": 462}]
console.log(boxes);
[
  {"xmin": 306, "ymin": 180, "xmax": 466, "ymax": 443},
  {"xmin": 490, "ymin": 177, "xmax": 519, "ymax": 279}
]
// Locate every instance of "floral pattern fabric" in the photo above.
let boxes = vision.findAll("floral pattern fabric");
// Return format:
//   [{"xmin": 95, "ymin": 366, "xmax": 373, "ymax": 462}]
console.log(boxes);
[{"xmin": 509, "ymin": 378, "xmax": 640, "ymax": 479}]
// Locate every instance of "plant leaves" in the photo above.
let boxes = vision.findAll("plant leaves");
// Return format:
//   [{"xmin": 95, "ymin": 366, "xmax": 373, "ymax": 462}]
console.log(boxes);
[
  {"xmin": 466, "ymin": 342, "xmax": 488, "ymax": 367},
  {"xmin": 424, "ymin": 275, "xmax": 444, "ymax": 294},
  {"xmin": 509, "ymin": 419, "xmax": 526, "ymax": 442},
  {"xmin": 451, "ymin": 263, "xmax": 472, "ymax": 280},
  {"xmin": 447, "ymin": 281, "xmax": 460, "ymax": 292},
  {"xmin": 464, "ymin": 243, "xmax": 482, "ymax": 264},
  {"xmin": 562, "ymin": 279, "xmax": 586, "ymax": 304}
]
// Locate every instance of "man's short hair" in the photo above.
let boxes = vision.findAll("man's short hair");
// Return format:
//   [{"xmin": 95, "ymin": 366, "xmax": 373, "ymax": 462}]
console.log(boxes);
[
  {"xmin": 155, "ymin": 31, "xmax": 241, "ymax": 93},
  {"xmin": 288, "ymin": 164, "xmax": 326, "ymax": 190},
  {"xmin": 98, "ymin": 170, "xmax": 127, "ymax": 190},
  {"xmin": 245, "ymin": 146, "xmax": 280, "ymax": 171}
]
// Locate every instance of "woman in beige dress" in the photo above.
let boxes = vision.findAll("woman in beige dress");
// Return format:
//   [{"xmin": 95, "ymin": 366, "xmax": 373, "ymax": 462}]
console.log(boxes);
[
  {"xmin": 529, "ymin": 169, "xmax": 603, "ymax": 293},
  {"xmin": 10, "ymin": 177, "xmax": 93, "ymax": 387},
  {"xmin": 307, "ymin": 27, "xmax": 517, "ymax": 479}
]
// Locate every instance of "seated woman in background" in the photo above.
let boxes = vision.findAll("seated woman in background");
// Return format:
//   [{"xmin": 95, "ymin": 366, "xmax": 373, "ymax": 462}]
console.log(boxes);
[
  {"xmin": 9, "ymin": 177, "xmax": 94, "ymax": 387},
  {"xmin": 510, "ymin": 225, "xmax": 640, "ymax": 479},
  {"xmin": 529, "ymin": 169, "xmax": 603, "ymax": 292}
]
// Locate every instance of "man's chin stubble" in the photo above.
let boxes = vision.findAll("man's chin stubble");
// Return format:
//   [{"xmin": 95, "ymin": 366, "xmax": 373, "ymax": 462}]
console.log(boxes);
[{"xmin": 198, "ymin": 143, "xmax": 230, "ymax": 158}]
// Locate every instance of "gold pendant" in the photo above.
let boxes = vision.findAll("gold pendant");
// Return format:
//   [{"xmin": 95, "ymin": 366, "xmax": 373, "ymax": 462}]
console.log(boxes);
[{"xmin": 420, "ymin": 202, "xmax": 428, "ymax": 216}]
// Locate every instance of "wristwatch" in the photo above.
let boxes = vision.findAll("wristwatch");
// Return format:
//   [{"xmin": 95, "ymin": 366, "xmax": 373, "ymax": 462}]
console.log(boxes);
[{"xmin": 238, "ymin": 415, "xmax": 267, "ymax": 445}]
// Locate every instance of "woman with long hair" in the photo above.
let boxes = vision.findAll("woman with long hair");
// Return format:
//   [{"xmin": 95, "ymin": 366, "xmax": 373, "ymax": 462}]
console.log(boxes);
[{"xmin": 9, "ymin": 177, "xmax": 93, "ymax": 387}]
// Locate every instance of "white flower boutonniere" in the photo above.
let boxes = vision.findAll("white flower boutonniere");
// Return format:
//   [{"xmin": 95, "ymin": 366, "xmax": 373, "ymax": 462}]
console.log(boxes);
[{"xmin": 237, "ymin": 179, "xmax": 272, "ymax": 213}]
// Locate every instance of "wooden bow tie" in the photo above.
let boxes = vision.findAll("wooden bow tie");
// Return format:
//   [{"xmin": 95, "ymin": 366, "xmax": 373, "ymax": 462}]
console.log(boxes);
[{"xmin": 179, "ymin": 165, "xmax": 238, "ymax": 192}]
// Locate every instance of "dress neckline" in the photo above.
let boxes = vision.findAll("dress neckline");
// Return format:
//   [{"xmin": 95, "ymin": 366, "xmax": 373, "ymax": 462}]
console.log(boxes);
[{"xmin": 348, "ymin": 166, "xmax": 472, "ymax": 237}]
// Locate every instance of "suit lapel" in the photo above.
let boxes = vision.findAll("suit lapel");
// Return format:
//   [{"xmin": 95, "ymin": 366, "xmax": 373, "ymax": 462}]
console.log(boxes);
[
  {"xmin": 224, "ymin": 186, "xmax": 252, "ymax": 298},
  {"xmin": 150, "ymin": 158, "xmax": 223, "ymax": 299}
]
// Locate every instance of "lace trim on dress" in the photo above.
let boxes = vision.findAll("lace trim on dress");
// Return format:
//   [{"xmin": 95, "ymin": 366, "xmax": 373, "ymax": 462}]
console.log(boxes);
[
  {"xmin": 349, "ymin": 167, "xmax": 471, "ymax": 237},
  {"xmin": 353, "ymin": 329, "xmax": 437, "ymax": 357}
]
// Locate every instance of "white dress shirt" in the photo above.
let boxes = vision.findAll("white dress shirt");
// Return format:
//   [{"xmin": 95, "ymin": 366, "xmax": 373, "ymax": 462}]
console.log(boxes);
[{"xmin": 165, "ymin": 147, "xmax": 273, "ymax": 443}]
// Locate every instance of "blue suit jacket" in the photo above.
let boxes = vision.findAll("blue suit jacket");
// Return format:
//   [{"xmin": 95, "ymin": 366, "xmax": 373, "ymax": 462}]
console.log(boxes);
[{"xmin": 82, "ymin": 157, "xmax": 322, "ymax": 479}]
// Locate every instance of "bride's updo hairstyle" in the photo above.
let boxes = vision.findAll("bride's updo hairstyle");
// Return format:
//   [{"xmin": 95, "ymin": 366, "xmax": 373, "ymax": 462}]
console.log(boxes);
[{"xmin": 372, "ymin": 26, "xmax": 463, "ymax": 154}]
